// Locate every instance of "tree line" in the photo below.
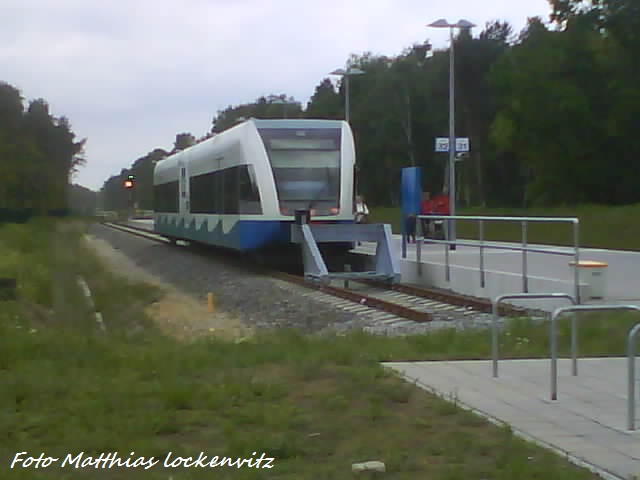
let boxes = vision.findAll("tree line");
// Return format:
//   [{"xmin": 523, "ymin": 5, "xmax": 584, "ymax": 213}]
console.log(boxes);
[
  {"xmin": 101, "ymin": 0, "xmax": 640, "ymax": 210},
  {"xmin": 0, "ymin": 82, "xmax": 85, "ymax": 221}
]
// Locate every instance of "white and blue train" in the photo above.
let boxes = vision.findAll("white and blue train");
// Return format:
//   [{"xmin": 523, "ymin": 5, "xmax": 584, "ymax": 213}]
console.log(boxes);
[{"xmin": 153, "ymin": 118, "xmax": 356, "ymax": 250}]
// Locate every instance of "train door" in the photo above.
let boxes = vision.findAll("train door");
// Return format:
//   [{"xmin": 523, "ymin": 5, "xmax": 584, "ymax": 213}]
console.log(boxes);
[{"xmin": 178, "ymin": 160, "xmax": 190, "ymax": 216}]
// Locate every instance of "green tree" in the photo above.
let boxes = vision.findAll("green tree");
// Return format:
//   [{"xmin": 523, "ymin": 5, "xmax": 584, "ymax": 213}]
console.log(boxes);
[
  {"xmin": 490, "ymin": 17, "xmax": 611, "ymax": 204},
  {"xmin": 305, "ymin": 79, "xmax": 342, "ymax": 119},
  {"xmin": 68, "ymin": 184, "xmax": 97, "ymax": 215},
  {"xmin": 0, "ymin": 83, "xmax": 84, "ymax": 218},
  {"xmin": 455, "ymin": 21, "xmax": 514, "ymax": 206},
  {"xmin": 0, "ymin": 82, "xmax": 23, "ymax": 135},
  {"xmin": 173, "ymin": 133, "xmax": 195, "ymax": 152},
  {"xmin": 548, "ymin": 0, "xmax": 640, "ymax": 203},
  {"xmin": 211, "ymin": 94, "xmax": 303, "ymax": 133}
]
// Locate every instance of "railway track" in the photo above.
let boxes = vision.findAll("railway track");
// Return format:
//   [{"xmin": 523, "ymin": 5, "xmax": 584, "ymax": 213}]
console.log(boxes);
[{"xmin": 101, "ymin": 221, "xmax": 529, "ymax": 331}]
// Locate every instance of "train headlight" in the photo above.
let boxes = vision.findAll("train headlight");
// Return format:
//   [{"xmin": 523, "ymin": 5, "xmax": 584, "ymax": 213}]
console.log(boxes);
[
  {"xmin": 280, "ymin": 207, "xmax": 291, "ymax": 216},
  {"xmin": 329, "ymin": 207, "xmax": 339, "ymax": 215}
]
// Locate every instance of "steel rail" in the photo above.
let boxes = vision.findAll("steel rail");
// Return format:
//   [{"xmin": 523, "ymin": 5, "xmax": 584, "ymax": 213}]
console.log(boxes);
[
  {"xmin": 103, "ymin": 222, "xmax": 167, "ymax": 242},
  {"xmin": 364, "ymin": 280, "xmax": 530, "ymax": 317},
  {"xmin": 272, "ymin": 272, "xmax": 432, "ymax": 322}
]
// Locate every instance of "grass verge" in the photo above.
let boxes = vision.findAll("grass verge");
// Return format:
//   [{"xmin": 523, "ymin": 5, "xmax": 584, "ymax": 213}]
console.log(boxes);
[{"xmin": 0, "ymin": 219, "xmax": 622, "ymax": 479}]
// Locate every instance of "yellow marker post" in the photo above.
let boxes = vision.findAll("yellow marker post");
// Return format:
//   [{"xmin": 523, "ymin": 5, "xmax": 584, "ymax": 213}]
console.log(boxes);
[{"xmin": 207, "ymin": 292, "xmax": 215, "ymax": 312}]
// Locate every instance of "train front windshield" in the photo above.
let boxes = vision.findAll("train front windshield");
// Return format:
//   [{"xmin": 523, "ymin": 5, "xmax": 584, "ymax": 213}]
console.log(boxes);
[{"xmin": 258, "ymin": 128, "xmax": 341, "ymax": 216}]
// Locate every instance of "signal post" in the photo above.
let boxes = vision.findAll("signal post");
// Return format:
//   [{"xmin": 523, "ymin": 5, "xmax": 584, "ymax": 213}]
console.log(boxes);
[{"xmin": 124, "ymin": 174, "xmax": 135, "ymax": 218}]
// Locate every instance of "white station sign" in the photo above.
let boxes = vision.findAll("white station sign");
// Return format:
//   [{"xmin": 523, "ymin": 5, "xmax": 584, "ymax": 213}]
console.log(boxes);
[{"xmin": 435, "ymin": 137, "xmax": 470, "ymax": 153}]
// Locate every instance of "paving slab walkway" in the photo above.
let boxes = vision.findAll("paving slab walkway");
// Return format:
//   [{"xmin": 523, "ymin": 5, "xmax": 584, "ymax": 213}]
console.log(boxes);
[{"xmin": 384, "ymin": 358, "xmax": 640, "ymax": 480}]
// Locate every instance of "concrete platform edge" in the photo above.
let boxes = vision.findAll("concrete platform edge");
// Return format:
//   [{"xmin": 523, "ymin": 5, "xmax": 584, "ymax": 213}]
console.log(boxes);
[{"xmin": 383, "ymin": 364, "xmax": 624, "ymax": 480}]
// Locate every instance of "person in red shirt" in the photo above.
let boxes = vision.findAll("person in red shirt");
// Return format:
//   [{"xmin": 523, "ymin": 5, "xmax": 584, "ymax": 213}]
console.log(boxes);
[
  {"xmin": 431, "ymin": 193, "xmax": 450, "ymax": 215},
  {"xmin": 420, "ymin": 192, "xmax": 433, "ymax": 237},
  {"xmin": 430, "ymin": 193, "xmax": 449, "ymax": 239}
]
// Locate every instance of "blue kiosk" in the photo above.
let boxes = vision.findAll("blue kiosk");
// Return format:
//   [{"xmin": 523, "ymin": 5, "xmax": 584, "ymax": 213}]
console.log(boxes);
[{"xmin": 401, "ymin": 167, "xmax": 422, "ymax": 258}]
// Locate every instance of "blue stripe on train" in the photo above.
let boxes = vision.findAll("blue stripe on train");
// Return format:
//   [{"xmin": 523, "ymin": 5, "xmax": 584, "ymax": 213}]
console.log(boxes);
[
  {"xmin": 239, "ymin": 221, "xmax": 291, "ymax": 250},
  {"xmin": 154, "ymin": 217, "xmax": 291, "ymax": 251},
  {"xmin": 155, "ymin": 216, "xmax": 354, "ymax": 251}
]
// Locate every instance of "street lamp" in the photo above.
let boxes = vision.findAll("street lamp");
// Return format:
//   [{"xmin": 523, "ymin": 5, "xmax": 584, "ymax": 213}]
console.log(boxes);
[
  {"xmin": 428, "ymin": 18, "xmax": 475, "ymax": 249},
  {"xmin": 329, "ymin": 66, "xmax": 365, "ymax": 124}
]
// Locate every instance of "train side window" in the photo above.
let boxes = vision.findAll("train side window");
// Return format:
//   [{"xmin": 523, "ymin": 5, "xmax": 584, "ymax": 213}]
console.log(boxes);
[
  {"xmin": 189, "ymin": 175, "xmax": 200, "ymax": 212},
  {"xmin": 211, "ymin": 173, "xmax": 218, "ymax": 213},
  {"xmin": 153, "ymin": 181, "xmax": 179, "ymax": 213},
  {"xmin": 214, "ymin": 171, "xmax": 224, "ymax": 214},
  {"xmin": 223, "ymin": 167, "xmax": 238, "ymax": 214},
  {"xmin": 190, "ymin": 171, "xmax": 216, "ymax": 214},
  {"xmin": 238, "ymin": 165, "xmax": 262, "ymax": 214},
  {"xmin": 182, "ymin": 167, "xmax": 259, "ymax": 215},
  {"xmin": 170, "ymin": 181, "xmax": 179, "ymax": 212}
]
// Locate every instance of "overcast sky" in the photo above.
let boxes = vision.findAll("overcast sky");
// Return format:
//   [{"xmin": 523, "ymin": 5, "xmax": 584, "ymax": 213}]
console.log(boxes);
[{"xmin": 2, "ymin": 0, "xmax": 552, "ymax": 191}]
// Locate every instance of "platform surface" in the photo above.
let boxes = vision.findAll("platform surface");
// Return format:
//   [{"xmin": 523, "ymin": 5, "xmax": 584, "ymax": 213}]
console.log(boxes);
[
  {"xmin": 128, "ymin": 218, "xmax": 640, "ymax": 307},
  {"xmin": 385, "ymin": 358, "xmax": 640, "ymax": 480},
  {"xmin": 126, "ymin": 218, "xmax": 154, "ymax": 230},
  {"xmin": 355, "ymin": 235, "xmax": 640, "ymax": 309}
]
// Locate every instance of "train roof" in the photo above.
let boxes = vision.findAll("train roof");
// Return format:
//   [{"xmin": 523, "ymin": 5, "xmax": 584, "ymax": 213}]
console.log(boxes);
[
  {"xmin": 154, "ymin": 118, "xmax": 348, "ymax": 177},
  {"xmin": 251, "ymin": 118, "xmax": 346, "ymax": 129}
]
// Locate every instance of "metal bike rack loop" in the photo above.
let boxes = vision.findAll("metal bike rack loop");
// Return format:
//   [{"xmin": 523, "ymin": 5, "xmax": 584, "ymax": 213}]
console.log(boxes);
[
  {"xmin": 491, "ymin": 293, "xmax": 576, "ymax": 378},
  {"xmin": 550, "ymin": 305, "xmax": 640, "ymax": 431},
  {"xmin": 627, "ymin": 322, "xmax": 640, "ymax": 430}
]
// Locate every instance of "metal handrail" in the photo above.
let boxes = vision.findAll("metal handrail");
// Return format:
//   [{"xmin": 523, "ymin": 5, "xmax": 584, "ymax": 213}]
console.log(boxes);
[
  {"xmin": 419, "ymin": 214, "xmax": 579, "ymax": 223},
  {"xmin": 409, "ymin": 214, "xmax": 580, "ymax": 303},
  {"xmin": 550, "ymin": 305, "xmax": 640, "ymax": 431},
  {"xmin": 491, "ymin": 293, "xmax": 576, "ymax": 378},
  {"xmin": 415, "ymin": 239, "xmax": 575, "ymax": 255}
]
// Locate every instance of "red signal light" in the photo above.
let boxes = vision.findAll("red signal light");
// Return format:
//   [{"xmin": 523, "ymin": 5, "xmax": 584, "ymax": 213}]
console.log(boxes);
[{"xmin": 124, "ymin": 174, "xmax": 135, "ymax": 189}]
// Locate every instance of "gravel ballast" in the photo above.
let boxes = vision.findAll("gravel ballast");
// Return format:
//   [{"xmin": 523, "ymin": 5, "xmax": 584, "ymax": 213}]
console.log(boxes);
[
  {"xmin": 88, "ymin": 223, "xmax": 502, "ymax": 336},
  {"xmin": 89, "ymin": 224, "xmax": 355, "ymax": 333}
]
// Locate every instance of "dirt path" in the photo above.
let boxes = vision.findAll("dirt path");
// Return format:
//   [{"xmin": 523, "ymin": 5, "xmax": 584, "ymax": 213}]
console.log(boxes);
[{"xmin": 83, "ymin": 234, "xmax": 253, "ymax": 342}]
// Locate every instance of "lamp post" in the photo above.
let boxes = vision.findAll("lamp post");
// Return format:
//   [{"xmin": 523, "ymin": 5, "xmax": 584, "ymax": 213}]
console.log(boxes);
[
  {"xmin": 329, "ymin": 66, "xmax": 365, "ymax": 124},
  {"xmin": 428, "ymin": 18, "xmax": 475, "ymax": 249},
  {"xmin": 330, "ymin": 66, "xmax": 365, "ymax": 195}
]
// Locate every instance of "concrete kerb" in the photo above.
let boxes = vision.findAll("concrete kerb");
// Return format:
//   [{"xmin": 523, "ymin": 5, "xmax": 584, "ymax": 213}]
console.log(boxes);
[
  {"xmin": 396, "ymin": 255, "xmax": 586, "ymax": 305},
  {"xmin": 355, "ymin": 239, "xmax": 591, "ymax": 306},
  {"xmin": 77, "ymin": 275, "xmax": 107, "ymax": 333}
]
